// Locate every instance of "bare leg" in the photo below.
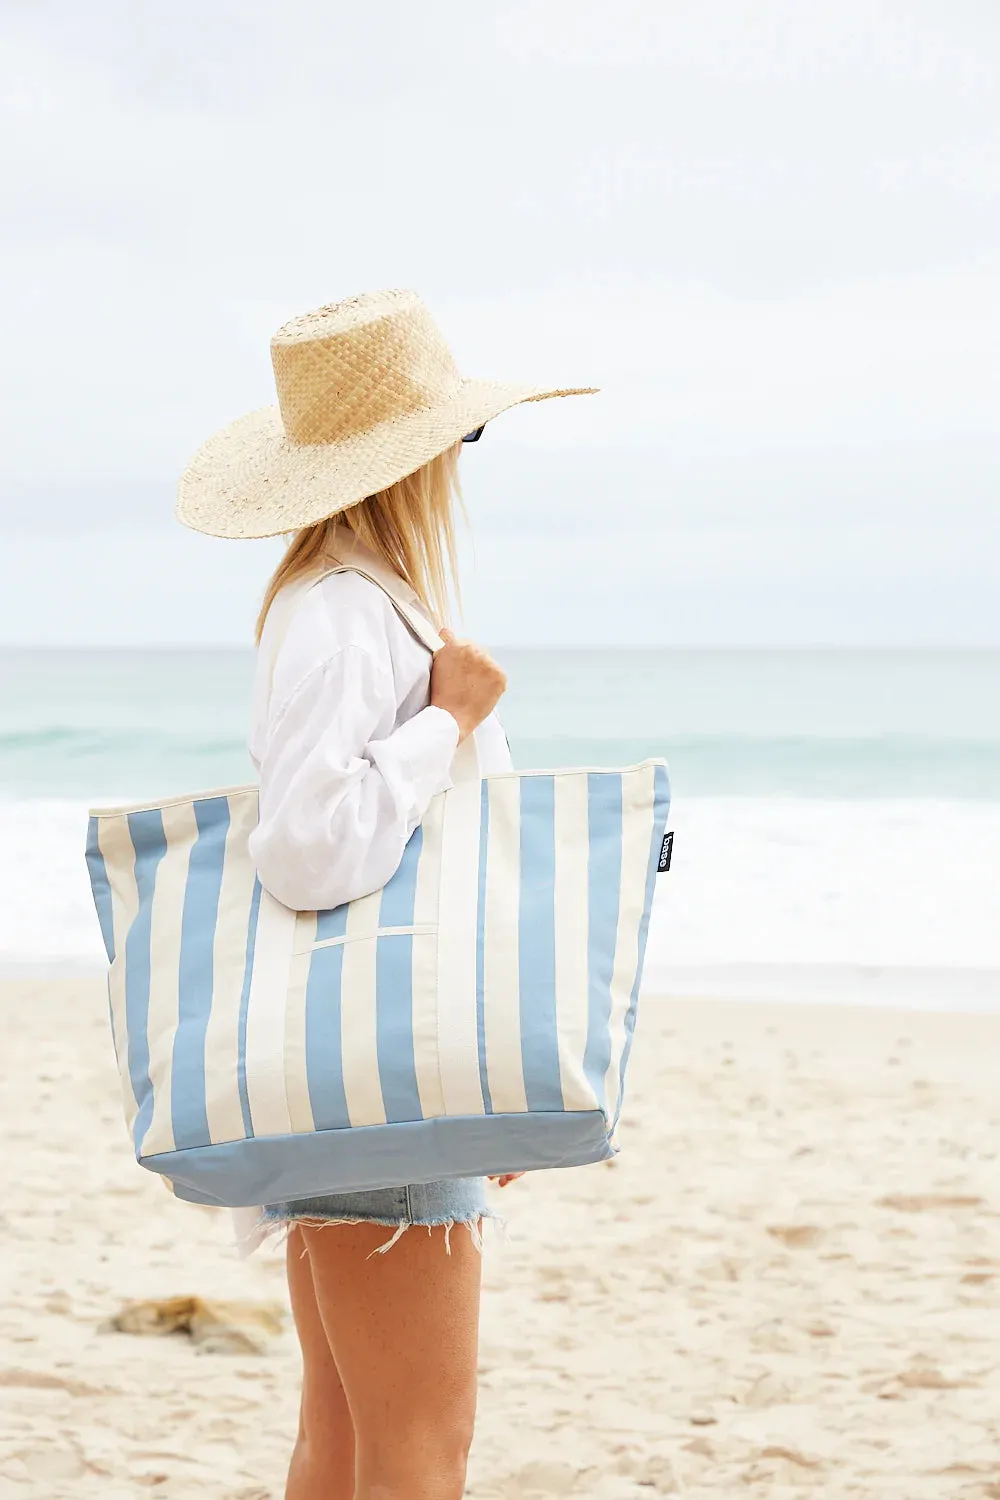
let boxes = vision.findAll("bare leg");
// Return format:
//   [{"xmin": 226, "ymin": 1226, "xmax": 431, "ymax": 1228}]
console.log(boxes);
[
  {"xmin": 285, "ymin": 1225, "xmax": 356, "ymax": 1500},
  {"xmin": 299, "ymin": 1219, "xmax": 482, "ymax": 1500}
]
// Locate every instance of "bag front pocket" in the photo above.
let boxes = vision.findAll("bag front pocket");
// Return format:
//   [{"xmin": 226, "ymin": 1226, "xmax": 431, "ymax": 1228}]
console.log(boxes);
[
  {"xmin": 309, "ymin": 923, "xmax": 436, "ymax": 954},
  {"xmin": 283, "ymin": 931, "xmax": 442, "ymax": 1131}
]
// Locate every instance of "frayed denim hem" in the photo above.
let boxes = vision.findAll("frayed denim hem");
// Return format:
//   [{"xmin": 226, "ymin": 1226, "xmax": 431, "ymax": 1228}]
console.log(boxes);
[{"xmin": 253, "ymin": 1206, "xmax": 506, "ymax": 1258}]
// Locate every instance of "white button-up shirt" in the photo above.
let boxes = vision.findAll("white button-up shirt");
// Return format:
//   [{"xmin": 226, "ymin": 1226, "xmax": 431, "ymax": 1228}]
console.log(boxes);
[{"xmin": 247, "ymin": 552, "xmax": 512, "ymax": 913}]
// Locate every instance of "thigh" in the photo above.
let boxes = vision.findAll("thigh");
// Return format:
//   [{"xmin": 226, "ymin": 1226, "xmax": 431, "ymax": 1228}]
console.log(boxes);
[{"xmin": 300, "ymin": 1219, "xmax": 483, "ymax": 1443}]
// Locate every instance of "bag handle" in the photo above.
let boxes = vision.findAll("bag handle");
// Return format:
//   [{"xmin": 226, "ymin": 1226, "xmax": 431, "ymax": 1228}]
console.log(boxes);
[
  {"xmin": 318, "ymin": 563, "xmax": 445, "ymax": 654},
  {"xmin": 262, "ymin": 560, "xmax": 445, "ymax": 709},
  {"xmin": 261, "ymin": 559, "xmax": 481, "ymax": 778}
]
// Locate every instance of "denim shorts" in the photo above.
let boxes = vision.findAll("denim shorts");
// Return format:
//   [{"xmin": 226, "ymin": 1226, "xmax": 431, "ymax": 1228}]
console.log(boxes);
[{"xmin": 261, "ymin": 1177, "xmax": 498, "ymax": 1253}]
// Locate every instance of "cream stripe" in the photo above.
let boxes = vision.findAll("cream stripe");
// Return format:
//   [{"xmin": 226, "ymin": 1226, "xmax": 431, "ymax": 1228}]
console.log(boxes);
[
  {"xmin": 482, "ymin": 778, "xmax": 528, "ymax": 1115},
  {"xmin": 284, "ymin": 912, "xmax": 317, "ymax": 1134},
  {"xmin": 98, "ymin": 815, "xmax": 141, "ymax": 1135},
  {"xmin": 243, "ymin": 889, "xmax": 298, "ymax": 1138},
  {"xmin": 411, "ymin": 796, "xmax": 446, "ymax": 1118},
  {"xmin": 603, "ymin": 766, "xmax": 657, "ymax": 1121},
  {"xmin": 435, "ymin": 781, "xmax": 485, "ymax": 1116},
  {"xmin": 141, "ymin": 801, "xmax": 197, "ymax": 1156},
  {"xmin": 553, "ymin": 773, "xmax": 598, "ymax": 1113},
  {"xmin": 340, "ymin": 890, "xmax": 385, "ymax": 1127},
  {"xmin": 202, "ymin": 793, "xmax": 260, "ymax": 1145}
]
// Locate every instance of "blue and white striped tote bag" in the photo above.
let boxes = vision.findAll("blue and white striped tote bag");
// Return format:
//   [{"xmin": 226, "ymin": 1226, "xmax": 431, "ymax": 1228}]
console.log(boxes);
[{"xmin": 85, "ymin": 574, "xmax": 671, "ymax": 1209}]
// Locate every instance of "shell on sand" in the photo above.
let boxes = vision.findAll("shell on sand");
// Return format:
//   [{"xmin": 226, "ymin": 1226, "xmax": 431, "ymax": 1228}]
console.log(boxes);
[{"xmin": 109, "ymin": 1296, "xmax": 286, "ymax": 1355}]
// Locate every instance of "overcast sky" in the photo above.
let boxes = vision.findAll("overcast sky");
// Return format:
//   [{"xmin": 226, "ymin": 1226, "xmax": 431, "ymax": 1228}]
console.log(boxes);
[{"xmin": 1, "ymin": 0, "xmax": 997, "ymax": 646}]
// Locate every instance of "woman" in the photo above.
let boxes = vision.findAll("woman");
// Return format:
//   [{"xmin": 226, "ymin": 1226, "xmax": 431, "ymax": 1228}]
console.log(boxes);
[{"xmin": 178, "ymin": 289, "xmax": 595, "ymax": 1500}]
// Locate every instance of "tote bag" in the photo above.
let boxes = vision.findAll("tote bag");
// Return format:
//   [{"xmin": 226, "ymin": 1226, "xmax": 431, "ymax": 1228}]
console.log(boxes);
[{"xmin": 85, "ymin": 565, "xmax": 671, "ymax": 1209}]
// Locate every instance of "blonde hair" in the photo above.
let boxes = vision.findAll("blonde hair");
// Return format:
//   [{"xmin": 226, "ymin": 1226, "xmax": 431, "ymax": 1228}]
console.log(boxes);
[{"xmin": 254, "ymin": 441, "xmax": 463, "ymax": 644}]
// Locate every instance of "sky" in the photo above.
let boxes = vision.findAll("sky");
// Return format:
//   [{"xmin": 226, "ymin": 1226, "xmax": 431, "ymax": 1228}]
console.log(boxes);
[{"xmin": 0, "ymin": 0, "xmax": 997, "ymax": 647}]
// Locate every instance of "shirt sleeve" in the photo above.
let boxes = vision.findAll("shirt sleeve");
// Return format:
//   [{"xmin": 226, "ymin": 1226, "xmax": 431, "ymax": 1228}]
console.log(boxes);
[{"xmin": 248, "ymin": 643, "xmax": 459, "ymax": 912}]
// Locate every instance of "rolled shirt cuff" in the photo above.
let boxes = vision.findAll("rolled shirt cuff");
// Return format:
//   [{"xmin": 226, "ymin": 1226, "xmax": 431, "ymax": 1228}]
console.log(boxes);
[{"xmin": 368, "ymin": 703, "xmax": 461, "ymax": 814}]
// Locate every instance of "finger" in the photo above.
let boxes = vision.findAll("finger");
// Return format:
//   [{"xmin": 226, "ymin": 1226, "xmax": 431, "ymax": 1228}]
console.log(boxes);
[{"xmin": 438, "ymin": 626, "xmax": 456, "ymax": 644}]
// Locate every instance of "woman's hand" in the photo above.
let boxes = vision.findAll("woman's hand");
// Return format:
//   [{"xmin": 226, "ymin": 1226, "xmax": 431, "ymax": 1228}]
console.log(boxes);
[
  {"xmin": 430, "ymin": 629, "xmax": 507, "ymax": 742},
  {"xmin": 489, "ymin": 1173, "xmax": 525, "ymax": 1188}
]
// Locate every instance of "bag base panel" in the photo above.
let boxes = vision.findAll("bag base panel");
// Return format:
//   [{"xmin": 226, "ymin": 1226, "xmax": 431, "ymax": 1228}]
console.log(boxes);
[{"xmin": 142, "ymin": 1109, "xmax": 616, "ymax": 1208}]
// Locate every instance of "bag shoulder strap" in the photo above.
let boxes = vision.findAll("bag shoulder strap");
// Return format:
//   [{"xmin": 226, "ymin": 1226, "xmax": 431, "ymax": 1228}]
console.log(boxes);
[
  {"xmin": 261, "ymin": 556, "xmax": 481, "ymax": 781},
  {"xmin": 316, "ymin": 562, "xmax": 445, "ymax": 654},
  {"xmin": 261, "ymin": 559, "xmax": 444, "ymax": 710}
]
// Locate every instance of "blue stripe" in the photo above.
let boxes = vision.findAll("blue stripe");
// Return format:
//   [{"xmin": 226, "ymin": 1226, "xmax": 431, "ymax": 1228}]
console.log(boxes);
[
  {"xmin": 124, "ymin": 809, "xmax": 169, "ymax": 1153},
  {"xmin": 518, "ymin": 776, "xmax": 563, "ymax": 1112},
  {"xmin": 376, "ymin": 826, "xmax": 423, "ymax": 1123},
  {"xmin": 171, "ymin": 797, "xmax": 230, "ymax": 1151},
  {"xmin": 582, "ymin": 773, "xmax": 623, "ymax": 1114},
  {"xmin": 305, "ymin": 934, "xmax": 350, "ymax": 1133},
  {"xmin": 85, "ymin": 817, "xmax": 116, "ymax": 962},
  {"xmin": 612, "ymin": 764, "xmax": 672, "ymax": 1129},
  {"xmin": 378, "ymin": 824, "xmax": 422, "ymax": 927},
  {"xmin": 475, "ymin": 782, "xmax": 494, "ymax": 1113},
  {"xmin": 236, "ymin": 877, "xmax": 263, "ymax": 1138},
  {"xmin": 315, "ymin": 900, "xmax": 350, "ymax": 942}
]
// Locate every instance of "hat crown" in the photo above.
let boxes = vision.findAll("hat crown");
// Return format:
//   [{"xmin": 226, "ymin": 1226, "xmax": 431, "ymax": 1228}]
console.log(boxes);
[{"xmin": 271, "ymin": 289, "xmax": 463, "ymax": 445}]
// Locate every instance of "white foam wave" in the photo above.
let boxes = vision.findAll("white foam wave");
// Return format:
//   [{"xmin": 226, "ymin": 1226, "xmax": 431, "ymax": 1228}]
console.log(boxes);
[
  {"xmin": 4, "ymin": 797, "xmax": 999, "ymax": 988},
  {"xmin": 1, "ymin": 800, "xmax": 107, "ymax": 967},
  {"xmin": 643, "ymin": 796, "xmax": 1000, "ymax": 985}
]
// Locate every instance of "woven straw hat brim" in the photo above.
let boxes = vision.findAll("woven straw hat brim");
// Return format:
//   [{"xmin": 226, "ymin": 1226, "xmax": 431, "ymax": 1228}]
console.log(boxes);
[{"xmin": 177, "ymin": 377, "xmax": 597, "ymax": 540}]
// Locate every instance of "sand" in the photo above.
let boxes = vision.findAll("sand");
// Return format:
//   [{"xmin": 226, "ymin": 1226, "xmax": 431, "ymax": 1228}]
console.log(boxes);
[{"xmin": 2, "ymin": 974, "xmax": 999, "ymax": 1499}]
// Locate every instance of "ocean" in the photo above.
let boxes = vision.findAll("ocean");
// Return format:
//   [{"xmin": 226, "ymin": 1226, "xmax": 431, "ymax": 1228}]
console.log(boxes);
[{"xmin": 3, "ymin": 648, "xmax": 999, "ymax": 1005}]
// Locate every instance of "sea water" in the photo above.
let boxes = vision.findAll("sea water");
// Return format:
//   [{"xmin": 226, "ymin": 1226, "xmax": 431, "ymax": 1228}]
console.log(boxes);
[{"xmin": 2, "ymin": 648, "xmax": 998, "ymax": 1004}]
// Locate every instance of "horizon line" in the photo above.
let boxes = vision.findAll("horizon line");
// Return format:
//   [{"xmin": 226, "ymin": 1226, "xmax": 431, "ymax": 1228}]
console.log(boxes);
[{"xmin": 1, "ymin": 643, "xmax": 998, "ymax": 655}]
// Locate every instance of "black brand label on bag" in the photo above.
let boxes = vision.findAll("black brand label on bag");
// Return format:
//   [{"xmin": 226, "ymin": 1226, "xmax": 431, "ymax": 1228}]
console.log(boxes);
[{"xmin": 658, "ymin": 832, "xmax": 674, "ymax": 873}]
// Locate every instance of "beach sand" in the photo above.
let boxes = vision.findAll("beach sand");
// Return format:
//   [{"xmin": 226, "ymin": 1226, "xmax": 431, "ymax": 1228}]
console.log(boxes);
[{"xmin": 2, "ymin": 975, "xmax": 999, "ymax": 1498}]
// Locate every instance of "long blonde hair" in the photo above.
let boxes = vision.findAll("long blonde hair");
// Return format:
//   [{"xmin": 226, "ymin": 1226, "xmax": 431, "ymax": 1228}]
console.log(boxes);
[{"xmin": 254, "ymin": 441, "xmax": 463, "ymax": 643}]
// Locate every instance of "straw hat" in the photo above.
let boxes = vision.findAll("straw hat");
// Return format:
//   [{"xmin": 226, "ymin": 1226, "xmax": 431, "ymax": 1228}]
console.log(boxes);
[{"xmin": 177, "ymin": 289, "xmax": 598, "ymax": 539}]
